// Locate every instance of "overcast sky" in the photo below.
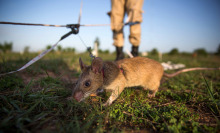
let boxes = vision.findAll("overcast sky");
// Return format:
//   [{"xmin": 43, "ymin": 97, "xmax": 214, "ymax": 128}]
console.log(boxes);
[{"xmin": 0, "ymin": 0, "xmax": 220, "ymax": 53}]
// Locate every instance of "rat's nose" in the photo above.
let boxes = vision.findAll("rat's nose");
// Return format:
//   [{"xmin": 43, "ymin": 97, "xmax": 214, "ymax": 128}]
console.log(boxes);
[{"xmin": 73, "ymin": 91, "xmax": 84, "ymax": 102}]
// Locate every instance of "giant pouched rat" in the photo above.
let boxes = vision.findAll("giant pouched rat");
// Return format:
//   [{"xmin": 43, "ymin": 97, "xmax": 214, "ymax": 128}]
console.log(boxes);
[{"xmin": 72, "ymin": 57, "xmax": 219, "ymax": 106}]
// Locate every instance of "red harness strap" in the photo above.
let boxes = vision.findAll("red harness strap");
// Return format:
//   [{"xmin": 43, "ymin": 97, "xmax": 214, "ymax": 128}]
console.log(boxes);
[
  {"xmin": 101, "ymin": 68, "xmax": 105, "ymax": 78},
  {"xmin": 118, "ymin": 65, "xmax": 124, "ymax": 73}
]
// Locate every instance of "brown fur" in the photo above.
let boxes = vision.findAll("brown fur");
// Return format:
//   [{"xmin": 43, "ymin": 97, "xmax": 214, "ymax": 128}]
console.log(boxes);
[{"xmin": 72, "ymin": 57, "xmax": 164, "ymax": 106}]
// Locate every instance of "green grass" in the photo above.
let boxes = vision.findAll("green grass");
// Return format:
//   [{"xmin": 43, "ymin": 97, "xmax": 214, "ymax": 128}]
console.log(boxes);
[{"xmin": 0, "ymin": 52, "xmax": 220, "ymax": 132}]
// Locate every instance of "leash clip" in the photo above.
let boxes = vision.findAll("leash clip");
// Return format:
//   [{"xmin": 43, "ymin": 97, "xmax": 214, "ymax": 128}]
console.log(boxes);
[
  {"xmin": 60, "ymin": 24, "xmax": 80, "ymax": 40},
  {"xmin": 87, "ymin": 47, "xmax": 96, "ymax": 59},
  {"xmin": 66, "ymin": 24, "xmax": 80, "ymax": 34}
]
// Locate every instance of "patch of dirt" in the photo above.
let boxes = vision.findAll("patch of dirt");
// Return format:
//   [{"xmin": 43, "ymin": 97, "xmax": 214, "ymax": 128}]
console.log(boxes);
[
  {"xmin": 19, "ymin": 71, "xmax": 56, "ymax": 84},
  {"xmin": 19, "ymin": 71, "xmax": 78, "ymax": 84},
  {"xmin": 186, "ymin": 102, "xmax": 218, "ymax": 127},
  {"xmin": 19, "ymin": 70, "xmax": 78, "ymax": 90}
]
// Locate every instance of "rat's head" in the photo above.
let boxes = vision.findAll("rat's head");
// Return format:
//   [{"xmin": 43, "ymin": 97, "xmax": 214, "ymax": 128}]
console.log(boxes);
[{"xmin": 72, "ymin": 57, "xmax": 104, "ymax": 102}]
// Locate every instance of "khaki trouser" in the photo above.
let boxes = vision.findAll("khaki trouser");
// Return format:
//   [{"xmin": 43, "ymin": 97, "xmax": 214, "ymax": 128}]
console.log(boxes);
[{"xmin": 109, "ymin": 0, "xmax": 144, "ymax": 47}]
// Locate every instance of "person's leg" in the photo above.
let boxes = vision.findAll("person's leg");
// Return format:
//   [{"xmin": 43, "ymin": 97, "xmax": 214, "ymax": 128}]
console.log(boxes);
[
  {"xmin": 110, "ymin": 0, "xmax": 125, "ymax": 60},
  {"xmin": 126, "ymin": 0, "xmax": 144, "ymax": 57},
  {"xmin": 130, "ymin": 23, "xmax": 141, "ymax": 57}
]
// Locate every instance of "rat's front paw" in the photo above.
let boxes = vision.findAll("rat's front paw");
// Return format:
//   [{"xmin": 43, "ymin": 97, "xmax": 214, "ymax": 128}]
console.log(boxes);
[
  {"xmin": 147, "ymin": 93, "xmax": 155, "ymax": 98},
  {"xmin": 103, "ymin": 102, "xmax": 108, "ymax": 106},
  {"xmin": 103, "ymin": 102, "xmax": 110, "ymax": 106},
  {"xmin": 103, "ymin": 100, "xmax": 113, "ymax": 106}
]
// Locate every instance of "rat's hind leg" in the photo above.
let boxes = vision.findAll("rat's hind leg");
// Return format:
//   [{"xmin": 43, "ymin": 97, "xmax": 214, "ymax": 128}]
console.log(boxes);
[
  {"xmin": 143, "ymin": 82, "xmax": 160, "ymax": 98},
  {"xmin": 147, "ymin": 88, "xmax": 158, "ymax": 98}
]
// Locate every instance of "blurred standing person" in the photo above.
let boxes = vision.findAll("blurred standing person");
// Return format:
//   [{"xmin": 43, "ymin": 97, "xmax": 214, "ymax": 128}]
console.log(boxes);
[{"xmin": 108, "ymin": 0, "xmax": 144, "ymax": 60}]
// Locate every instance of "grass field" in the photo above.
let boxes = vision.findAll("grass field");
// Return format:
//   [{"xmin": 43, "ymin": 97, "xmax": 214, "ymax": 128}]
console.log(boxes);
[{"xmin": 0, "ymin": 52, "xmax": 220, "ymax": 132}]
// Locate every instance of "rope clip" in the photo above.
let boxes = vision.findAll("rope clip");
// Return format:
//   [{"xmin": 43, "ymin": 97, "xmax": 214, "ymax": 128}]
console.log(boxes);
[
  {"xmin": 66, "ymin": 24, "xmax": 80, "ymax": 34},
  {"xmin": 60, "ymin": 24, "xmax": 80, "ymax": 40},
  {"xmin": 87, "ymin": 47, "xmax": 96, "ymax": 59}
]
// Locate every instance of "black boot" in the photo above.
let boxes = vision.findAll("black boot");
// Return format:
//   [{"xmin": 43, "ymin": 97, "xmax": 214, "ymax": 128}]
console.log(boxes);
[
  {"xmin": 131, "ymin": 46, "xmax": 139, "ymax": 57},
  {"xmin": 115, "ymin": 46, "xmax": 124, "ymax": 61}
]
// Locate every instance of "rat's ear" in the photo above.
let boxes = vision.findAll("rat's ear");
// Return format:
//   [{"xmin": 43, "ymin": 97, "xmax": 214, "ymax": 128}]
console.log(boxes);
[
  {"xmin": 79, "ymin": 58, "xmax": 86, "ymax": 71},
  {"xmin": 91, "ymin": 57, "xmax": 103, "ymax": 74}
]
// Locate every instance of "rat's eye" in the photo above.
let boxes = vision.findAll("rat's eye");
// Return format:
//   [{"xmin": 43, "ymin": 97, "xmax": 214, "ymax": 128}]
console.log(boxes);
[{"xmin": 84, "ymin": 81, "xmax": 91, "ymax": 87}]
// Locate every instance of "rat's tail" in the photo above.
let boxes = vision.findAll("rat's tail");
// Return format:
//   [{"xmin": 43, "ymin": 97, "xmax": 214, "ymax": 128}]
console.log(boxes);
[{"xmin": 163, "ymin": 67, "xmax": 220, "ymax": 78}]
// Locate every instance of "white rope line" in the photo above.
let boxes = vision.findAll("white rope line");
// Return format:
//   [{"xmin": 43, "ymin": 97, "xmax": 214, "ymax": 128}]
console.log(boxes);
[
  {"xmin": 0, "ymin": 40, "xmax": 61, "ymax": 76},
  {"xmin": 0, "ymin": 21, "xmax": 66, "ymax": 27},
  {"xmin": 0, "ymin": 21, "xmax": 140, "ymax": 27}
]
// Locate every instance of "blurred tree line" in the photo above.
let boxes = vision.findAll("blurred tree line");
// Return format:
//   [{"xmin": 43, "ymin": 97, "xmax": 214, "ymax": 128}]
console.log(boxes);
[
  {"xmin": 0, "ymin": 42, "xmax": 13, "ymax": 53},
  {"xmin": 46, "ymin": 45, "xmax": 75, "ymax": 53},
  {"xmin": 216, "ymin": 44, "xmax": 220, "ymax": 56},
  {"xmin": 94, "ymin": 37, "xmax": 110, "ymax": 54},
  {"xmin": 0, "ymin": 41, "xmax": 220, "ymax": 56},
  {"xmin": 148, "ymin": 44, "xmax": 220, "ymax": 57}
]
